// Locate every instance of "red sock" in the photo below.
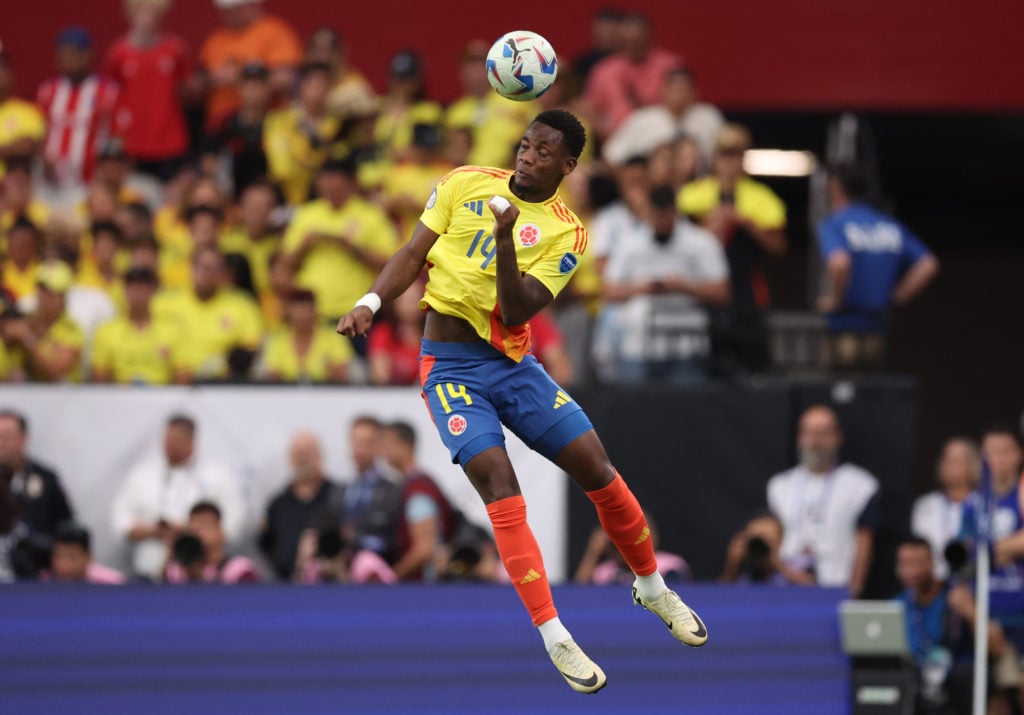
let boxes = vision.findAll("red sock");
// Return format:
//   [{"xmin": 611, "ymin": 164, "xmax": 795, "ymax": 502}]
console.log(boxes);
[
  {"xmin": 486, "ymin": 495, "xmax": 558, "ymax": 626},
  {"xmin": 586, "ymin": 472, "xmax": 658, "ymax": 577}
]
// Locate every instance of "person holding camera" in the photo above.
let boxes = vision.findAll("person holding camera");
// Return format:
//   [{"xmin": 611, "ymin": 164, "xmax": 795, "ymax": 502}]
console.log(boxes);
[
  {"xmin": 720, "ymin": 510, "xmax": 813, "ymax": 585},
  {"xmin": 164, "ymin": 501, "xmax": 259, "ymax": 584}
]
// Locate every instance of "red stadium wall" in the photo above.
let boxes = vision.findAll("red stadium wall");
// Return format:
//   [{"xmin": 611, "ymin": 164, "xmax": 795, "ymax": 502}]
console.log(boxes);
[{"xmin": 5, "ymin": 0, "xmax": 1023, "ymax": 110}]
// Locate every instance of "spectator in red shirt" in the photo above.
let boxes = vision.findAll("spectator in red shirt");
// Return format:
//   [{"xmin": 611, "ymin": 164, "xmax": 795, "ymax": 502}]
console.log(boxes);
[
  {"xmin": 37, "ymin": 27, "xmax": 121, "ymax": 191},
  {"xmin": 104, "ymin": 0, "xmax": 193, "ymax": 182},
  {"xmin": 584, "ymin": 12, "xmax": 684, "ymax": 140},
  {"xmin": 367, "ymin": 282, "xmax": 425, "ymax": 386}
]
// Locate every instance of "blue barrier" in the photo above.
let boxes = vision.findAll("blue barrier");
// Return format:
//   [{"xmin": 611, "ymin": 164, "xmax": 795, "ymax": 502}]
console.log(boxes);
[{"xmin": 0, "ymin": 584, "xmax": 849, "ymax": 714}]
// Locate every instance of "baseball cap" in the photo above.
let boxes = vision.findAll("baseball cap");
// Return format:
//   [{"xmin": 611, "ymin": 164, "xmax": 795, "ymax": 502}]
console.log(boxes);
[
  {"xmin": 36, "ymin": 261, "xmax": 75, "ymax": 294},
  {"xmin": 715, "ymin": 123, "xmax": 753, "ymax": 154},
  {"xmin": 239, "ymin": 61, "xmax": 269, "ymax": 80},
  {"xmin": 123, "ymin": 266, "xmax": 159, "ymax": 285},
  {"xmin": 390, "ymin": 50, "xmax": 422, "ymax": 79},
  {"xmin": 56, "ymin": 26, "xmax": 93, "ymax": 50}
]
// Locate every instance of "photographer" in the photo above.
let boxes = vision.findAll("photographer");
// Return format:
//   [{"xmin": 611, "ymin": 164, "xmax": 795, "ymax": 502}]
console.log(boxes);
[
  {"xmin": 293, "ymin": 519, "xmax": 396, "ymax": 585},
  {"xmin": 575, "ymin": 515, "xmax": 690, "ymax": 585},
  {"xmin": 164, "ymin": 501, "xmax": 259, "ymax": 584},
  {"xmin": 720, "ymin": 511, "xmax": 814, "ymax": 585}
]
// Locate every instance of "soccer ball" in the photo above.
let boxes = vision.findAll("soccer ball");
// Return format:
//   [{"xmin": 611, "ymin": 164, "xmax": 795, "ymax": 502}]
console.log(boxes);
[{"xmin": 485, "ymin": 30, "xmax": 558, "ymax": 101}]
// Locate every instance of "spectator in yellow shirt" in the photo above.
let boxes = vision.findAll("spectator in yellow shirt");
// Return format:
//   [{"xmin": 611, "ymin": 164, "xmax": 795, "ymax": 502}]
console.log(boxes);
[
  {"xmin": 444, "ymin": 40, "xmax": 538, "ymax": 170},
  {"xmin": 260, "ymin": 288, "xmax": 353, "ymax": 384},
  {"xmin": 2, "ymin": 218, "xmax": 41, "ymax": 302},
  {"xmin": 282, "ymin": 157, "xmax": 396, "ymax": 321},
  {"xmin": 153, "ymin": 246, "xmax": 263, "ymax": 382},
  {"xmin": 264, "ymin": 62, "xmax": 340, "ymax": 206},
  {"xmin": 0, "ymin": 51, "xmax": 46, "ymax": 177},
  {"xmin": 258, "ymin": 249, "xmax": 294, "ymax": 330},
  {"xmin": 0, "ymin": 296, "xmax": 28, "ymax": 382},
  {"xmin": 380, "ymin": 123, "xmax": 452, "ymax": 238},
  {"xmin": 154, "ymin": 175, "xmax": 227, "ymax": 290},
  {"xmin": 0, "ymin": 158, "xmax": 49, "ymax": 234},
  {"xmin": 375, "ymin": 51, "xmax": 443, "ymax": 162},
  {"xmin": 76, "ymin": 221, "xmax": 125, "ymax": 305},
  {"xmin": 4, "ymin": 262, "xmax": 83, "ymax": 382},
  {"xmin": 91, "ymin": 266, "xmax": 180, "ymax": 385},
  {"xmin": 218, "ymin": 180, "xmax": 283, "ymax": 298}
]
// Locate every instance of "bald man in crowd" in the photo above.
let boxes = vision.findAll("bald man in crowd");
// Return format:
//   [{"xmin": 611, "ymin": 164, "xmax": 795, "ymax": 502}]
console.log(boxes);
[
  {"xmin": 766, "ymin": 405, "xmax": 881, "ymax": 596},
  {"xmin": 260, "ymin": 431, "xmax": 341, "ymax": 580}
]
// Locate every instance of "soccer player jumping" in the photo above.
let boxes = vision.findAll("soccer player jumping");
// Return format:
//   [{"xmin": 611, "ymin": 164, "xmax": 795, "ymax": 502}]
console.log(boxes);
[{"xmin": 337, "ymin": 109, "xmax": 707, "ymax": 694}]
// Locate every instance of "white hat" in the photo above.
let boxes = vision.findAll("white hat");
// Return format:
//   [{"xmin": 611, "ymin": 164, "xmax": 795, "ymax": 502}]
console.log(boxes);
[{"xmin": 603, "ymin": 108, "xmax": 678, "ymax": 166}]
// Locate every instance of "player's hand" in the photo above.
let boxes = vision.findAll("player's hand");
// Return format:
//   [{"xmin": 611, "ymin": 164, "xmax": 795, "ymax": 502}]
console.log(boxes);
[
  {"xmin": 488, "ymin": 196, "xmax": 520, "ymax": 238},
  {"xmin": 336, "ymin": 306, "xmax": 375, "ymax": 338}
]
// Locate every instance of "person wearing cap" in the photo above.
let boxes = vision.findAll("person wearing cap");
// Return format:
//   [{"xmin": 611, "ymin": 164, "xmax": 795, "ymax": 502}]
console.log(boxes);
[
  {"xmin": 37, "ymin": 27, "xmax": 122, "ymax": 189},
  {"xmin": 103, "ymin": 0, "xmax": 192, "ymax": 182},
  {"xmin": 91, "ymin": 265, "xmax": 181, "ymax": 385},
  {"xmin": 199, "ymin": 0, "xmax": 302, "ymax": 131},
  {"xmin": 259, "ymin": 288, "xmax": 354, "ymax": 384},
  {"xmin": 2, "ymin": 261, "xmax": 84, "ymax": 382},
  {"xmin": 152, "ymin": 245, "xmax": 263, "ymax": 382},
  {"xmin": 678, "ymin": 123, "xmax": 787, "ymax": 374},
  {"xmin": 380, "ymin": 123, "xmax": 453, "ymax": 237},
  {"xmin": 445, "ymin": 40, "xmax": 538, "ymax": 170},
  {"xmin": 375, "ymin": 50, "xmax": 443, "ymax": 161},
  {"xmin": 0, "ymin": 50, "xmax": 46, "ymax": 178},
  {"xmin": 205, "ymin": 61, "xmax": 271, "ymax": 198},
  {"xmin": 281, "ymin": 157, "xmax": 397, "ymax": 322},
  {"xmin": 264, "ymin": 62, "xmax": 341, "ymax": 206}
]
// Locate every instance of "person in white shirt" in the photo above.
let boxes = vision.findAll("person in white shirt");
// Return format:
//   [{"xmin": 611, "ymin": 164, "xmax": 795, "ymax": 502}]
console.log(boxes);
[
  {"xmin": 593, "ymin": 183, "xmax": 730, "ymax": 383},
  {"xmin": 111, "ymin": 413, "xmax": 246, "ymax": 580},
  {"xmin": 767, "ymin": 405, "xmax": 881, "ymax": 595},
  {"xmin": 910, "ymin": 437, "xmax": 980, "ymax": 579}
]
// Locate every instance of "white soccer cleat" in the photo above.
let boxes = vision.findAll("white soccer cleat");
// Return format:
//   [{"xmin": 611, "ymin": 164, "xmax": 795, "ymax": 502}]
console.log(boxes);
[
  {"xmin": 632, "ymin": 582, "xmax": 709, "ymax": 647},
  {"xmin": 547, "ymin": 638, "xmax": 607, "ymax": 694}
]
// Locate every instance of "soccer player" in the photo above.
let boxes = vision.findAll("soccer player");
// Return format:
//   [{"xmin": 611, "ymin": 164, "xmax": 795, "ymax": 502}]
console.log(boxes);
[{"xmin": 338, "ymin": 109, "xmax": 707, "ymax": 693}]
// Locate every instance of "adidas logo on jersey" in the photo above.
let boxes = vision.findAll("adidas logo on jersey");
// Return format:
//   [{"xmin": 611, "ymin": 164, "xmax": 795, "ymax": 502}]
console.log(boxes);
[
  {"xmin": 463, "ymin": 200, "xmax": 484, "ymax": 216},
  {"xmin": 553, "ymin": 390, "xmax": 572, "ymax": 409}
]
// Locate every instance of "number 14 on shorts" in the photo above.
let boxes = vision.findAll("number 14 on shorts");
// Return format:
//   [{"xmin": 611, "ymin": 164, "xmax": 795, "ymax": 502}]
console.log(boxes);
[{"xmin": 435, "ymin": 382, "xmax": 473, "ymax": 414}]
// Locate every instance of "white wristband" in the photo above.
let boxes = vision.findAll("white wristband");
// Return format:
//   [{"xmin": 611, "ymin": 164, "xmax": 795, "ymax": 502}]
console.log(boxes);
[{"xmin": 354, "ymin": 292, "xmax": 382, "ymax": 315}]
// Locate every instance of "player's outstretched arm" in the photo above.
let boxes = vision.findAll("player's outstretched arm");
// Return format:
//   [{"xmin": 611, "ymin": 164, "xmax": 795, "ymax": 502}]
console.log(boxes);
[
  {"xmin": 336, "ymin": 222, "xmax": 439, "ymax": 338},
  {"xmin": 489, "ymin": 198, "xmax": 554, "ymax": 325}
]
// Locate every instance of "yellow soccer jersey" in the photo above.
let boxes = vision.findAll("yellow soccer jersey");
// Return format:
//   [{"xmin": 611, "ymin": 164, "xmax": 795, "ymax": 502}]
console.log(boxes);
[
  {"xmin": 418, "ymin": 166, "xmax": 588, "ymax": 362},
  {"xmin": 261, "ymin": 325, "xmax": 354, "ymax": 383},
  {"xmin": 91, "ymin": 316, "xmax": 182, "ymax": 385},
  {"xmin": 0, "ymin": 339, "xmax": 26, "ymax": 381},
  {"xmin": 153, "ymin": 288, "xmax": 263, "ymax": 379},
  {"xmin": 282, "ymin": 197, "xmax": 398, "ymax": 319},
  {"xmin": 31, "ymin": 314, "xmax": 84, "ymax": 383}
]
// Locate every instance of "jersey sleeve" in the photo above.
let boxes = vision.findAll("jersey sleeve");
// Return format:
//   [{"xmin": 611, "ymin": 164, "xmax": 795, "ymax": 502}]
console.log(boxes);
[
  {"xmin": 818, "ymin": 217, "xmax": 847, "ymax": 259},
  {"xmin": 527, "ymin": 227, "xmax": 586, "ymax": 300},
  {"xmin": 418, "ymin": 170, "xmax": 462, "ymax": 236}
]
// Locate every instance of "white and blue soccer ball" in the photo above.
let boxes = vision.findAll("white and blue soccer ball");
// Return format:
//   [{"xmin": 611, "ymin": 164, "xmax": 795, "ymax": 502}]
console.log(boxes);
[{"xmin": 485, "ymin": 30, "xmax": 558, "ymax": 101}]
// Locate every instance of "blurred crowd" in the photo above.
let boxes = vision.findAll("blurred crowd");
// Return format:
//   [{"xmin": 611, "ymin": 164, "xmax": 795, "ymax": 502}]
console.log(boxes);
[{"xmin": 0, "ymin": 2, "xmax": 940, "ymax": 387}]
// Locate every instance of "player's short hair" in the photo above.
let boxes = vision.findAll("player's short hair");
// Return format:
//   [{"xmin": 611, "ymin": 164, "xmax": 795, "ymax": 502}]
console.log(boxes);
[
  {"xmin": 54, "ymin": 521, "xmax": 91, "ymax": 551},
  {"xmin": 189, "ymin": 500, "xmax": 222, "ymax": 521},
  {"xmin": 0, "ymin": 409, "xmax": 28, "ymax": 434},
  {"xmin": 899, "ymin": 535, "xmax": 932, "ymax": 553},
  {"xmin": 533, "ymin": 109, "xmax": 587, "ymax": 160},
  {"xmin": 384, "ymin": 420, "xmax": 417, "ymax": 449},
  {"xmin": 829, "ymin": 162, "xmax": 870, "ymax": 201},
  {"xmin": 166, "ymin": 413, "xmax": 196, "ymax": 436}
]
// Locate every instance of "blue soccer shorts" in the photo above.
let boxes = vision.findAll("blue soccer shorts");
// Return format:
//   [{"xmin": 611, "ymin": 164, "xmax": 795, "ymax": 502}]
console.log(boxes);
[{"xmin": 418, "ymin": 339, "xmax": 593, "ymax": 466}]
